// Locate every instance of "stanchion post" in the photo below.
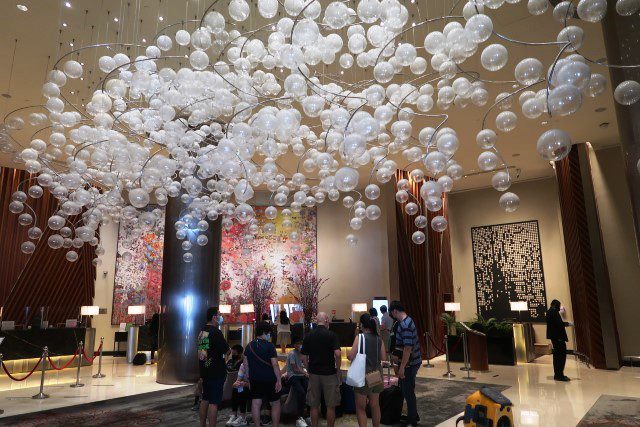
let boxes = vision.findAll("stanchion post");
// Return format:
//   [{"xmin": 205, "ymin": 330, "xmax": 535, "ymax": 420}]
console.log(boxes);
[
  {"xmin": 442, "ymin": 335, "xmax": 455, "ymax": 378},
  {"xmin": 32, "ymin": 347, "xmax": 50, "ymax": 399},
  {"xmin": 70, "ymin": 341, "xmax": 85, "ymax": 388},
  {"xmin": 461, "ymin": 332, "xmax": 476, "ymax": 380},
  {"xmin": 423, "ymin": 332, "xmax": 434, "ymax": 368},
  {"xmin": 92, "ymin": 337, "xmax": 106, "ymax": 379},
  {"xmin": 0, "ymin": 353, "xmax": 3, "ymax": 413}
]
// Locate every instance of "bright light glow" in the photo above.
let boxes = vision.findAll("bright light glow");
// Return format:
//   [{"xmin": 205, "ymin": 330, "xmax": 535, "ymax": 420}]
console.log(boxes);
[
  {"xmin": 127, "ymin": 305, "xmax": 146, "ymax": 315},
  {"xmin": 510, "ymin": 301, "xmax": 528, "ymax": 311},
  {"xmin": 114, "ymin": 17, "xmax": 119, "ymax": 22},
  {"xmin": 158, "ymin": 15, "xmax": 164, "ymax": 21},
  {"xmin": 17, "ymin": 4, "xmax": 28, "ymax": 11},
  {"xmin": 444, "ymin": 302, "xmax": 461, "ymax": 312},
  {"xmin": 352, "ymin": 303, "xmax": 368, "ymax": 313},
  {"xmin": 240, "ymin": 304, "xmax": 255, "ymax": 314},
  {"xmin": 64, "ymin": 1, "xmax": 71, "ymax": 7},
  {"xmin": 62, "ymin": 22, "xmax": 67, "ymax": 27},
  {"xmin": 80, "ymin": 305, "xmax": 99, "ymax": 316},
  {"xmin": 219, "ymin": 304, "xmax": 232, "ymax": 314}
]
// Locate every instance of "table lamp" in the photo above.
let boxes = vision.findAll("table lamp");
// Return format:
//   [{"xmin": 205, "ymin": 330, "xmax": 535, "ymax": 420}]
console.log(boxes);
[
  {"xmin": 128, "ymin": 305, "xmax": 146, "ymax": 325},
  {"xmin": 219, "ymin": 304, "xmax": 232, "ymax": 314},
  {"xmin": 510, "ymin": 301, "xmax": 528, "ymax": 322},
  {"xmin": 80, "ymin": 305, "xmax": 99, "ymax": 327}
]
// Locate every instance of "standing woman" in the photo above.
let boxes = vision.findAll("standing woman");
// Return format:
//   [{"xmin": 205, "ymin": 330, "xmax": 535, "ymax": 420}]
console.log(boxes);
[
  {"xmin": 277, "ymin": 309, "xmax": 291, "ymax": 354},
  {"xmin": 347, "ymin": 313, "xmax": 386, "ymax": 427},
  {"xmin": 368, "ymin": 307, "xmax": 380, "ymax": 334}
]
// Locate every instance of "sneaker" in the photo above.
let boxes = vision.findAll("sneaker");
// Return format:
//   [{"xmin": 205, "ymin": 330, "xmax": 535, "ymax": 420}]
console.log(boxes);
[
  {"xmin": 232, "ymin": 416, "xmax": 248, "ymax": 426},
  {"xmin": 295, "ymin": 417, "xmax": 308, "ymax": 427},
  {"xmin": 226, "ymin": 415, "xmax": 238, "ymax": 425}
]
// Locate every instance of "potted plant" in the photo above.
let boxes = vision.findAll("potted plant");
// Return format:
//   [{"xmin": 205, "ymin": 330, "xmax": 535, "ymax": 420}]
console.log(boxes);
[
  {"xmin": 288, "ymin": 264, "xmax": 329, "ymax": 333},
  {"xmin": 240, "ymin": 273, "xmax": 276, "ymax": 322},
  {"xmin": 441, "ymin": 313, "xmax": 459, "ymax": 336}
]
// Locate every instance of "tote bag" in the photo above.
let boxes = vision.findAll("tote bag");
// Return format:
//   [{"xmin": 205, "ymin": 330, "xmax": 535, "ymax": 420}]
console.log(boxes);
[{"xmin": 346, "ymin": 334, "xmax": 366, "ymax": 387}]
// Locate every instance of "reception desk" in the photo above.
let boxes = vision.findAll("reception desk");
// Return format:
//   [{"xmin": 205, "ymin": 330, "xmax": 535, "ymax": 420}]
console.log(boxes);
[{"xmin": 0, "ymin": 327, "xmax": 95, "ymax": 374}]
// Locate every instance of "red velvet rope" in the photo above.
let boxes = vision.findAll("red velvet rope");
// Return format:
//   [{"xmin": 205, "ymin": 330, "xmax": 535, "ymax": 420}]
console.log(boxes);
[
  {"xmin": 1, "ymin": 357, "xmax": 42, "ymax": 381},
  {"xmin": 47, "ymin": 348, "xmax": 79, "ymax": 371},
  {"xmin": 82, "ymin": 342, "xmax": 103, "ymax": 363},
  {"xmin": 427, "ymin": 334, "xmax": 446, "ymax": 355}
]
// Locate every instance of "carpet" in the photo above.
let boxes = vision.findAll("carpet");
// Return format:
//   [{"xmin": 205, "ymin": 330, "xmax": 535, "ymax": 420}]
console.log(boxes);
[
  {"xmin": 1, "ymin": 378, "xmax": 509, "ymax": 427},
  {"xmin": 577, "ymin": 395, "xmax": 640, "ymax": 426}
]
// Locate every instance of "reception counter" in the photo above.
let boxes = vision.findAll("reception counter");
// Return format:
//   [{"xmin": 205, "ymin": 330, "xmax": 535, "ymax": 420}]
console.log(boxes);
[{"xmin": 0, "ymin": 327, "xmax": 96, "ymax": 374}]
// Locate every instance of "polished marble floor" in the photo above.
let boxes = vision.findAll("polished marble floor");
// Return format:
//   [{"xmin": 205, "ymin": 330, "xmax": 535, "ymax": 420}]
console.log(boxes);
[{"xmin": 0, "ymin": 355, "xmax": 638, "ymax": 426}]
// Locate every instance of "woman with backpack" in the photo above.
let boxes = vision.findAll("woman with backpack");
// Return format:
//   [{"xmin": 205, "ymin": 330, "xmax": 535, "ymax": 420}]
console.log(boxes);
[{"xmin": 347, "ymin": 313, "xmax": 387, "ymax": 427}]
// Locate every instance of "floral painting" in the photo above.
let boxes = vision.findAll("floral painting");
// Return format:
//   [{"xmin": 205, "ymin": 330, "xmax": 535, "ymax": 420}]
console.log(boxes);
[
  {"xmin": 220, "ymin": 207, "xmax": 317, "ymax": 323},
  {"xmin": 111, "ymin": 208, "xmax": 165, "ymax": 325}
]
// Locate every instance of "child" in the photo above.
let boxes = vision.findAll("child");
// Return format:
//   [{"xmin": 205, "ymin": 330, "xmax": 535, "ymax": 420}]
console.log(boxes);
[{"xmin": 227, "ymin": 345, "xmax": 250, "ymax": 426}]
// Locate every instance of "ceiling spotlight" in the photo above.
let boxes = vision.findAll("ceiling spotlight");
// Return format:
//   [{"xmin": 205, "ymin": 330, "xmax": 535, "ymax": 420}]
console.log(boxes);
[
  {"xmin": 62, "ymin": 22, "xmax": 68, "ymax": 27},
  {"xmin": 142, "ymin": 38, "xmax": 147, "ymax": 43},
  {"xmin": 158, "ymin": 16, "xmax": 164, "ymax": 21},
  {"xmin": 114, "ymin": 17, "xmax": 119, "ymax": 22},
  {"xmin": 69, "ymin": 42, "xmax": 74, "ymax": 47},
  {"xmin": 17, "ymin": 4, "xmax": 28, "ymax": 11},
  {"xmin": 64, "ymin": 1, "xmax": 71, "ymax": 7}
]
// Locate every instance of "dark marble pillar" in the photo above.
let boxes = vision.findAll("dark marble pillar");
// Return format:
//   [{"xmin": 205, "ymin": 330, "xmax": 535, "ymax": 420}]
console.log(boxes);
[
  {"xmin": 156, "ymin": 196, "xmax": 222, "ymax": 385},
  {"xmin": 601, "ymin": 4, "xmax": 640, "ymax": 255}
]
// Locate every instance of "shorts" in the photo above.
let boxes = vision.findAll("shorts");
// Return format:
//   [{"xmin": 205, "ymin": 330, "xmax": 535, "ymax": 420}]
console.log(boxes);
[
  {"xmin": 201, "ymin": 376, "xmax": 226, "ymax": 405},
  {"xmin": 307, "ymin": 374, "xmax": 341, "ymax": 408},
  {"xmin": 250, "ymin": 380, "xmax": 280, "ymax": 403},
  {"xmin": 354, "ymin": 371, "xmax": 385, "ymax": 395}
]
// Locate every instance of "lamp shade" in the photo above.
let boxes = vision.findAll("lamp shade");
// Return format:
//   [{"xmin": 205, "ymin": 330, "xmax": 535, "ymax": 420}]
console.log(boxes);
[
  {"xmin": 510, "ymin": 301, "xmax": 528, "ymax": 311},
  {"xmin": 219, "ymin": 304, "xmax": 232, "ymax": 314},
  {"xmin": 240, "ymin": 304, "xmax": 255, "ymax": 314},
  {"xmin": 444, "ymin": 302, "xmax": 461, "ymax": 312},
  {"xmin": 80, "ymin": 305, "xmax": 99, "ymax": 316},
  {"xmin": 127, "ymin": 305, "xmax": 146, "ymax": 315},
  {"xmin": 352, "ymin": 303, "xmax": 368, "ymax": 313}
]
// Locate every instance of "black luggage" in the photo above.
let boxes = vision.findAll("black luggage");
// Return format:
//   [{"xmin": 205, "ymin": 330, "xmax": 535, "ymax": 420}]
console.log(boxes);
[{"xmin": 380, "ymin": 385, "xmax": 403, "ymax": 425}]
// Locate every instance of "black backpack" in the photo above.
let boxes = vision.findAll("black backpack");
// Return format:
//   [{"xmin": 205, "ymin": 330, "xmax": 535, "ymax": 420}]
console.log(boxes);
[
  {"xmin": 380, "ymin": 385, "xmax": 403, "ymax": 425},
  {"xmin": 132, "ymin": 352, "xmax": 147, "ymax": 365}
]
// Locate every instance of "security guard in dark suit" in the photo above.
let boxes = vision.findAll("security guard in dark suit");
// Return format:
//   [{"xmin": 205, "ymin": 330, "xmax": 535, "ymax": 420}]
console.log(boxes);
[{"xmin": 546, "ymin": 299, "xmax": 570, "ymax": 381}]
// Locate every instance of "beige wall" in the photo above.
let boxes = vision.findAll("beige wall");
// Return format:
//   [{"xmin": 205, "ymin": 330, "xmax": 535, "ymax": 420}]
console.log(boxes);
[
  {"xmin": 91, "ymin": 188, "xmax": 396, "ymax": 346},
  {"xmin": 590, "ymin": 145, "xmax": 640, "ymax": 357},
  {"xmin": 448, "ymin": 178, "xmax": 574, "ymax": 347}
]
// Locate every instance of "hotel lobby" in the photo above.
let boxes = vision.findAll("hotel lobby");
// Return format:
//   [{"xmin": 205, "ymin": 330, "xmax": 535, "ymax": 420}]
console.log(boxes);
[{"xmin": 1, "ymin": 0, "xmax": 640, "ymax": 426}]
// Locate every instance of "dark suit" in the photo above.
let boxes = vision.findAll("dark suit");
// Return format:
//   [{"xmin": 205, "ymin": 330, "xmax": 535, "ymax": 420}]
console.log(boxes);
[{"xmin": 546, "ymin": 306, "xmax": 568, "ymax": 378}]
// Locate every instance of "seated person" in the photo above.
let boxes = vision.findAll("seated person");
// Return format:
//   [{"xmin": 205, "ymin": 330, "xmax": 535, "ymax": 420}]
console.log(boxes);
[{"xmin": 286, "ymin": 339, "xmax": 309, "ymax": 427}]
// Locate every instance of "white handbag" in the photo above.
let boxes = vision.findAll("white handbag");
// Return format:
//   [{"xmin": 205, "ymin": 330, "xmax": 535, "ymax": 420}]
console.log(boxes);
[{"xmin": 346, "ymin": 334, "xmax": 367, "ymax": 387}]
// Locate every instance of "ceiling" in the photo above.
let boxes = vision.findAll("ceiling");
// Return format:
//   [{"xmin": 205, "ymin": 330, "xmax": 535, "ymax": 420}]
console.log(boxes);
[{"xmin": 0, "ymin": 0, "xmax": 620, "ymax": 193}]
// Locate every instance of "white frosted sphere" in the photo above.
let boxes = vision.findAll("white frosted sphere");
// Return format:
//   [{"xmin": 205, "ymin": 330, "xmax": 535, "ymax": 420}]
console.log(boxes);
[
  {"xmin": 586, "ymin": 73, "xmax": 607, "ymax": 97},
  {"xmin": 528, "ymin": 0, "xmax": 549, "ymax": 14},
  {"xmin": 463, "ymin": 1, "xmax": 485, "ymax": 19},
  {"xmin": 373, "ymin": 61, "xmax": 395, "ymax": 83},
  {"xmin": 129, "ymin": 188, "xmax": 150, "ymax": 208},
  {"xmin": 481, "ymin": 44, "xmax": 508, "ymax": 71},
  {"xmin": 515, "ymin": 58, "xmax": 543, "ymax": 85},
  {"xmin": 366, "ymin": 205, "xmax": 382, "ymax": 220},
  {"xmin": 197, "ymin": 234, "xmax": 209, "ymax": 246},
  {"xmin": 478, "ymin": 151, "xmax": 500, "ymax": 171},
  {"xmin": 495, "ymin": 111, "xmax": 518, "ymax": 132},
  {"xmin": 410, "ymin": 169, "xmax": 425, "ymax": 182},
  {"xmin": 492, "ymin": 171, "xmax": 511, "ymax": 191},
  {"xmin": 419, "ymin": 180, "xmax": 442, "ymax": 199},
  {"xmin": 414, "ymin": 215, "xmax": 428, "ymax": 229},
  {"xmin": 346, "ymin": 234, "xmax": 359, "ymax": 246},
  {"xmin": 157, "ymin": 35, "xmax": 173, "ymax": 51},
  {"xmin": 335, "ymin": 167, "xmax": 359, "ymax": 192},
  {"xmin": 438, "ymin": 175, "xmax": 454, "ymax": 192},
  {"xmin": 66, "ymin": 250, "xmax": 79, "ymax": 262},
  {"xmin": 424, "ymin": 31, "xmax": 446, "ymax": 55},
  {"xmin": 48, "ymin": 215, "xmax": 65, "ymax": 230},
  {"xmin": 258, "ymin": 0, "xmax": 279, "ymax": 18},
  {"xmin": 499, "ymin": 192, "xmax": 520, "ymax": 212},
  {"xmin": 98, "ymin": 56, "xmax": 116, "ymax": 73},
  {"xmin": 553, "ymin": 1, "xmax": 577, "ymax": 21},
  {"xmin": 412, "ymin": 231, "xmax": 426, "ymax": 244},
  {"xmin": 183, "ymin": 253, "xmax": 194, "ymax": 263},
  {"xmin": 175, "ymin": 30, "xmax": 191, "ymax": 46},
  {"xmin": 616, "ymin": 0, "xmax": 640, "ymax": 15},
  {"xmin": 577, "ymin": 0, "xmax": 607, "ymax": 22},
  {"xmin": 431, "ymin": 215, "xmax": 448, "ymax": 232},
  {"xmin": 229, "ymin": 0, "xmax": 250, "ymax": 21},
  {"xmin": 190, "ymin": 50, "xmax": 210, "ymax": 70},
  {"xmin": 365, "ymin": 184, "xmax": 381, "ymax": 200},
  {"xmin": 410, "ymin": 57, "xmax": 428, "ymax": 75},
  {"xmin": 557, "ymin": 26, "xmax": 584, "ymax": 52},
  {"xmin": 395, "ymin": 43, "xmax": 417, "ymax": 66},
  {"xmin": 396, "ymin": 190, "xmax": 409, "ymax": 203},
  {"xmin": 21, "ymin": 241, "xmax": 36, "ymax": 254},
  {"xmin": 63, "ymin": 60, "xmax": 83, "ymax": 79},
  {"xmin": 48, "ymin": 234, "xmax": 64, "ymax": 249},
  {"xmin": 424, "ymin": 151, "xmax": 447, "ymax": 175},
  {"xmin": 548, "ymin": 84, "xmax": 582, "ymax": 116},
  {"xmin": 405, "ymin": 202, "xmax": 419, "ymax": 216},
  {"xmin": 557, "ymin": 61, "xmax": 591, "ymax": 90},
  {"xmin": 465, "ymin": 14, "xmax": 493, "ymax": 43},
  {"xmin": 477, "ymin": 129, "xmax": 497, "ymax": 149},
  {"xmin": 28, "ymin": 226, "xmax": 43, "ymax": 240},
  {"xmin": 293, "ymin": 19, "xmax": 320, "ymax": 47},
  {"xmin": 522, "ymin": 98, "xmax": 544, "ymax": 119},
  {"xmin": 614, "ymin": 80, "xmax": 640, "ymax": 105},
  {"xmin": 537, "ymin": 129, "xmax": 572, "ymax": 161},
  {"xmin": 350, "ymin": 217, "xmax": 363, "ymax": 230},
  {"xmin": 339, "ymin": 53, "xmax": 354, "ymax": 69}
]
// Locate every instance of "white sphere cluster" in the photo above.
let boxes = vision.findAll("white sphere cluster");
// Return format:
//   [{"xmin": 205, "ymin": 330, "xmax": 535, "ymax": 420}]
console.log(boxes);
[{"xmin": 3, "ymin": 0, "xmax": 638, "ymax": 256}]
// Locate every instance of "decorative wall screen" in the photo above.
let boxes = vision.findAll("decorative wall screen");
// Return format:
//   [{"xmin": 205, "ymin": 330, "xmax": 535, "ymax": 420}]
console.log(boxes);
[{"xmin": 471, "ymin": 220, "xmax": 547, "ymax": 322}]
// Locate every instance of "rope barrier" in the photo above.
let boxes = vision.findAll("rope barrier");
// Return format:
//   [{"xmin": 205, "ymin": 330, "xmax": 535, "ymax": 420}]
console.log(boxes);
[
  {"xmin": 1, "ymin": 357, "xmax": 42, "ymax": 381},
  {"xmin": 448, "ymin": 336, "xmax": 463, "ymax": 354},
  {"xmin": 47, "ymin": 348, "xmax": 79, "ymax": 371},
  {"xmin": 428, "ymin": 334, "xmax": 446, "ymax": 355},
  {"xmin": 82, "ymin": 342, "xmax": 103, "ymax": 363}
]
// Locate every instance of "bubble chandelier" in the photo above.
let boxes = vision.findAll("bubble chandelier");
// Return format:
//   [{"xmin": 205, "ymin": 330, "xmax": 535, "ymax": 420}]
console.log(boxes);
[{"xmin": 2, "ymin": 0, "xmax": 640, "ymax": 264}]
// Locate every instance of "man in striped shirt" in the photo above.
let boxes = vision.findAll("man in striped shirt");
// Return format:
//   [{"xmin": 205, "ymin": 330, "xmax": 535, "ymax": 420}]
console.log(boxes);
[{"xmin": 390, "ymin": 300, "xmax": 421, "ymax": 426}]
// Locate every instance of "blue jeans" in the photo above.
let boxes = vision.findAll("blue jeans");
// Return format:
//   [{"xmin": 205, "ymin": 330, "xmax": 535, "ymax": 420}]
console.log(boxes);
[{"xmin": 399, "ymin": 364, "xmax": 419, "ymax": 424}]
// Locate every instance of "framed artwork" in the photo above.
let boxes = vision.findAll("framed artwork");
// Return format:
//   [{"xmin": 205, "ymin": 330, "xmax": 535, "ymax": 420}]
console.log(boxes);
[
  {"xmin": 471, "ymin": 220, "xmax": 547, "ymax": 322},
  {"xmin": 111, "ymin": 208, "xmax": 165, "ymax": 325}
]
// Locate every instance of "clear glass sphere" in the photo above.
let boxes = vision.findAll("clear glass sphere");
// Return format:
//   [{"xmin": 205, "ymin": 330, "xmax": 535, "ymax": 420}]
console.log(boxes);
[
  {"xmin": 616, "ymin": 0, "xmax": 640, "ymax": 15},
  {"xmin": 548, "ymin": 84, "xmax": 582, "ymax": 116},
  {"xmin": 586, "ymin": 73, "xmax": 607, "ymax": 97},
  {"xmin": 537, "ymin": 129, "xmax": 572, "ymax": 161},
  {"xmin": 478, "ymin": 151, "xmax": 500, "ymax": 171},
  {"xmin": 431, "ymin": 215, "xmax": 448, "ymax": 232},
  {"xmin": 481, "ymin": 44, "xmax": 508, "ymax": 71},
  {"xmin": 495, "ymin": 111, "xmax": 518, "ymax": 132},
  {"xmin": 66, "ymin": 250, "xmax": 79, "ymax": 262},
  {"xmin": 412, "ymin": 231, "xmax": 426, "ymax": 244},
  {"xmin": 335, "ymin": 167, "xmax": 359, "ymax": 192},
  {"xmin": 499, "ymin": 192, "xmax": 520, "ymax": 212},
  {"xmin": 491, "ymin": 171, "xmax": 511, "ymax": 191},
  {"xmin": 476, "ymin": 129, "xmax": 497, "ymax": 149},
  {"xmin": 577, "ymin": 0, "xmax": 607, "ymax": 22},
  {"xmin": 527, "ymin": 0, "xmax": 549, "ymax": 15},
  {"xmin": 613, "ymin": 80, "xmax": 640, "ymax": 105},
  {"xmin": 346, "ymin": 234, "xmax": 359, "ymax": 246},
  {"xmin": 515, "ymin": 58, "xmax": 543, "ymax": 85}
]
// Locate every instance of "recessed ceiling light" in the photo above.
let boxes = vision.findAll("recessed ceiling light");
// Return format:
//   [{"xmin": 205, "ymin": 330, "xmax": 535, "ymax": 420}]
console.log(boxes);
[
  {"xmin": 62, "ymin": 22, "xmax": 68, "ymax": 27},
  {"xmin": 114, "ymin": 17, "xmax": 119, "ymax": 22},
  {"xmin": 64, "ymin": 1, "xmax": 71, "ymax": 7},
  {"xmin": 142, "ymin": 38, "xmax": 147, "ymax": 43},
  {"xmin": 541, "ymin": 121, "xmax": 548, "ymax": 126},
  {"xmin": 17, "ymin": 4, "xmax": 28, "ymax": 11},
  {"xmin": 69, "ymin": 42, "xmax": 74, "ymax": 47},
  {"xmin": 158, "ymin": 16, "xmax": 164, "ymax": 21}
]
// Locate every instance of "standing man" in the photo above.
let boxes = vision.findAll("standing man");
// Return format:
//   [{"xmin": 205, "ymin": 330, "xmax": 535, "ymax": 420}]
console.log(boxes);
[
  {"xmin": 197, "ymin": 307, "xmax": 230, "ymax": 427},
  {"xmin": 379, "ymin": 305, "xmax": 394, "ymax": 353},
  {"xmin": 300, "ymin": 312, "xmax": 342, "ymax": 427},
  {"xmin": 546, "ymin": 299, "xmax": 570, "ymax": 381},
  {"xmin": 389, "ymin": 301, "xmax": 421, "ymax": 427}
]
